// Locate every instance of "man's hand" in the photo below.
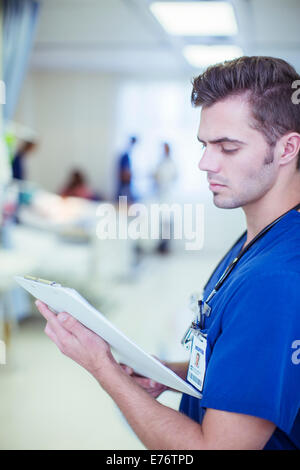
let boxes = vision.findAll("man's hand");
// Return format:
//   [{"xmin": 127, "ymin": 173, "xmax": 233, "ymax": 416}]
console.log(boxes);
[
  {"xmin": 119, "ymin": 358, "xmax": 189, "ymax": 398},
  {"xmin": 120, "ymin": 364, "xmax": 168, "ymax": 398},
  {"xmin": 35, "ymin": 300, "xmax": 118, "ymax": 378},
  {"xmin": 35, "ymin": 300, "xmax": 171, "ymax": 396}
]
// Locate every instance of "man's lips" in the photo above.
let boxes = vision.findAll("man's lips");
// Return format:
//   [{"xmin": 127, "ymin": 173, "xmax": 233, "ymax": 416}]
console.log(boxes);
[{"xmin": 208, "ymin": 181, "xmax": 227, "ymax": 190}]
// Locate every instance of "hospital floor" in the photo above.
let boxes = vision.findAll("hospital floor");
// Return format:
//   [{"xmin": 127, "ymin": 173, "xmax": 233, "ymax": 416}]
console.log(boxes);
[{"xmin": 0, "ymin": 249, "xmax": 220, "ymax": 450}]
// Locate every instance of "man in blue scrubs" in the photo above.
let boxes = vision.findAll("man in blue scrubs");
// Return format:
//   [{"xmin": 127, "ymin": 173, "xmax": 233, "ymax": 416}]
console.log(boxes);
[
  {"xmin": 115, "ymin": 136, "xmax": 138, "ymax": 203},
  {"xmin": 36, "ymin": 56, "xmax": 300, "ymax": 449}
]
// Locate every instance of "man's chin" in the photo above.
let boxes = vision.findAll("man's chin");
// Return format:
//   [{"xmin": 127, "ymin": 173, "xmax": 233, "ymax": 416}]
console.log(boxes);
[{"xmin": 212, "ymin": 194, "xmax": 241, "ymax": 209}]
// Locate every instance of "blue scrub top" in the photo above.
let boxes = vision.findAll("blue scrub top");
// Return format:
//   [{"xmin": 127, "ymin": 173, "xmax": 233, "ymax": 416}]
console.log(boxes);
[{"xmin": 179, "ymin": 208, "xmax": 300, "ymax": 450}]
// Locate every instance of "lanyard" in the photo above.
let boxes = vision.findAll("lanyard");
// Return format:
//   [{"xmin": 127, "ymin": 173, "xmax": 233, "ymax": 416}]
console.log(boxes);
[{"xmin": 200, "ymin": 202, "xmax": 300, "ymax": 322}]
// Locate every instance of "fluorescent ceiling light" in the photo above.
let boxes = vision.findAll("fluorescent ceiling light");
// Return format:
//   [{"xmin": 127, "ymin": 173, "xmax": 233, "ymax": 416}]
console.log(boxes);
[
  {"xmin": 183, "ymin": 45, "xmax": 243, "ymax": 68},
  {"xmin": 150, "ymin": 1, "xmax": 238, "ymax": 36}
]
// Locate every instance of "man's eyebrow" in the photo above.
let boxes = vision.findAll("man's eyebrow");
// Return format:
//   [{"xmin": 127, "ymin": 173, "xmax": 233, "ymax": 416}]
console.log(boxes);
[{"xmin": 197, "ymin": 136, "xmax": 246, "ymax": 145}]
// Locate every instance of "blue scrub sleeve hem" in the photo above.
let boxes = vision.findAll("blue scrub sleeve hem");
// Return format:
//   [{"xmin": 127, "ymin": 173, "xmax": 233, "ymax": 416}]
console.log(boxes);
[{"xmin": 200, "ymin": 395, "xmax": 293, "ymax": 435}]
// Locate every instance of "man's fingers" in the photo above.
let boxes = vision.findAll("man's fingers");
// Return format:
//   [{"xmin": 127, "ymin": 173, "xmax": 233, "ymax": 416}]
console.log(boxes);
[
  {"xmin": 36, "ymin": 301, "xmax": 90, "ymax": 343},
  {"xmin": 135, "ymin": 377, "xmax": 156, "ymax": 388},
  {"xmin": 120, "ymin": 364, "xmax": 134, "ymax": 375},
  {"xmin": 118, "ymin": 365, "xmax": 161, "ymax": 389},
  {"xmin": 36, "ymin": 300, "xmax": 57, "ymax": 322},
  {"xmin": 44, "ymin": 323, "xmax": 63, "ymax": 350},
  {"xmin": 36, "ymin": 300, "xmax": 73, "ymax": 342},
  {"xmin": 57, "ymin": 312, "xmax": 94, "ymax": 342}
]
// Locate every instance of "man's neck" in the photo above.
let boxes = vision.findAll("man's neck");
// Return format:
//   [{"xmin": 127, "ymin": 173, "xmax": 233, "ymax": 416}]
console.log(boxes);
[{"xmin": 242, "ymin": 175, "xmax": 300, "ymax": 247}]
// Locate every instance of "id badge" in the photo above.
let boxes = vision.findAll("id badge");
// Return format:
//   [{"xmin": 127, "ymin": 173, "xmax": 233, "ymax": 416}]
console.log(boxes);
[{"xmin": 187, "ymin": 332, "xmax": 207, "ymax": 392}]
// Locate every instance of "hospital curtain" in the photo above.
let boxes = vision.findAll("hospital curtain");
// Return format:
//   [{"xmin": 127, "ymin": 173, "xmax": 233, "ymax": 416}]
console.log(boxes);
[{"xmin": 3, "ymin": 0, "xmax": 40, "ymax": 122}]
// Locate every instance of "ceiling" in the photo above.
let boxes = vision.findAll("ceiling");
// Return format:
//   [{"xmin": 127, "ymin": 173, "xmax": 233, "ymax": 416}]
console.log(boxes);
[{"xmin": 30, "ymin": 0, "xmax": 300, "ymax": 75}]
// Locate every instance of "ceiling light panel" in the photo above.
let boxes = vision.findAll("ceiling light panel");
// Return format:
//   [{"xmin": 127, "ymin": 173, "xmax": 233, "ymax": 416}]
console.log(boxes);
[{"xmin": 150, "ymin": 1, "xmax": 238, "ymax": 36}]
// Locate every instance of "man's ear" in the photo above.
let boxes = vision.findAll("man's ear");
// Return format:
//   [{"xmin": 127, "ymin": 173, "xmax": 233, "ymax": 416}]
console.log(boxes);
[{"xmin": 276, "ymin": 132, "xmax": 300, "ymax": 167}]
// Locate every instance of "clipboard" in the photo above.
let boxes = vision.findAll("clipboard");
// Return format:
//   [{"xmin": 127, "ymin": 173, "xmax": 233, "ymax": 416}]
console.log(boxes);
[{"xmin": 15, "ymin": 275, "xmax": 201, "ymax": 399}]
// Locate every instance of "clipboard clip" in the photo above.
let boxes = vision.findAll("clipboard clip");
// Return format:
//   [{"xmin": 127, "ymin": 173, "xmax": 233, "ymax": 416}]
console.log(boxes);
[{"xmin": 24, "ymin": 275, "xmax": 60, "ymax": 287}]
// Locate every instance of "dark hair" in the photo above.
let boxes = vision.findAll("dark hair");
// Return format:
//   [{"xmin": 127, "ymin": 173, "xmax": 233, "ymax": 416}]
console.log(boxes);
[
  {"xmin": 191, "ymin": 56, "xmax": 300, "ymax": 169},
  {"xmin": 67, "ymin": 169, "xmax": 86, "ymax": 189}
]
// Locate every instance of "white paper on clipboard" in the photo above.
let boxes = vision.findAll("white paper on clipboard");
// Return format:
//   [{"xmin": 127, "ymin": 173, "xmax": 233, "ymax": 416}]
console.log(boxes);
[{"xmin": 15, "ymin": 275, "xmax": 201, "ymax": 399}]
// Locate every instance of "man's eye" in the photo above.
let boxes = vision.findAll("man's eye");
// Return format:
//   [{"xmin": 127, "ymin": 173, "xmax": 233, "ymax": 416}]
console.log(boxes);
[{"xmin": 221, "ymin": 147, "xmax": 238, "ymax": 154}]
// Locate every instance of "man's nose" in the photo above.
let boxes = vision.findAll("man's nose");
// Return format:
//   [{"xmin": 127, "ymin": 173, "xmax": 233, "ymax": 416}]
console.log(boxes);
[{"xmin": 198, "ymin": 147, "xmax": 221, "ymax": 173}]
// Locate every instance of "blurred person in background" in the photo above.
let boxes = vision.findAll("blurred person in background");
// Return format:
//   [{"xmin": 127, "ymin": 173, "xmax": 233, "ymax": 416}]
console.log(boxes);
[
  {"xmin": 153, "ymin": 142, "xmax": 177, "ymax": 201},
  {"xmin": 60, "ymin": 169, "xmax": 102, "ymax": 200},
  {"xmin": 116, "ymin": 136, "xmax": 138, "ymax": 203},
  {"xmin": 10, "ymin": 138, "xmax": 37, "ymax": 224},
  {"xmin": 153, "ymin": 142, "xmax": 177, "ymax": 254},
  {"xmin": 12, "ymin": 139, "xmax": 37, "ymax": 181}
]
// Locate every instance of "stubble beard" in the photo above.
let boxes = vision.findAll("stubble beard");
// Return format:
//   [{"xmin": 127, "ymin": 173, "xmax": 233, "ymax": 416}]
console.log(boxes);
[{"xmin": 212, "ymin": 147, "xmax": 276, "ymax": 209}]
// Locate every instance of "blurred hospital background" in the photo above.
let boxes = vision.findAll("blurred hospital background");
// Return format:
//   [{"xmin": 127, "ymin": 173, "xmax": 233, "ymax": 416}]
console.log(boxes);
[{"xmin": 0, "ymin": 0, "xmax": 299, "ymax": 450}]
